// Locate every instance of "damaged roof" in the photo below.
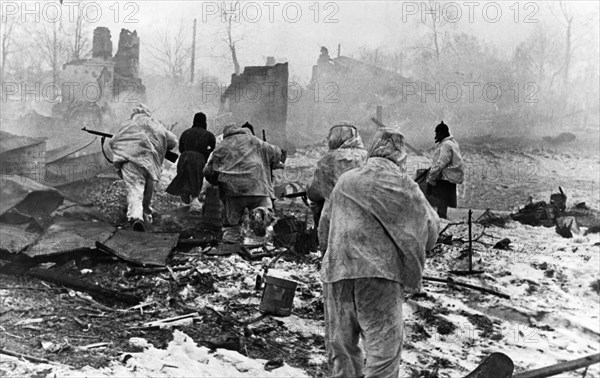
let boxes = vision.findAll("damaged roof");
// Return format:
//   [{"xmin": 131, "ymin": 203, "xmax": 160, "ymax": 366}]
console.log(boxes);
[{"xmin": 0, "ymin": 131, "xmax": 46, "ymax": 155}]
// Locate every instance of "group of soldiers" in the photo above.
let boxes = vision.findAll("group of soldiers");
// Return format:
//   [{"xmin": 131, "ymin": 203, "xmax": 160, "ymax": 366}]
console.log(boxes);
[{"xmin": 109, "ymin": 104, "xmax": 465, "ymax": 378}]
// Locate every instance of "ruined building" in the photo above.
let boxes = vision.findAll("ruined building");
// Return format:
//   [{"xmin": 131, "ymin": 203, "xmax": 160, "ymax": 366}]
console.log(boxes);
[
  {"xmin": 220, "ymin": 62, "xmax": 289, "ymax": 148},
  {"xmin": 57, "ymin": 27, "xmax": 145, "ymax": 110},
  {"xmin": 307, "ymin": 47, "xmax": 410, "ymax": 139}
]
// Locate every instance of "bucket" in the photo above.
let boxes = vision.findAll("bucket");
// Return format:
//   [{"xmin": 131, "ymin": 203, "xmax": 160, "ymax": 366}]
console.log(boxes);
[{"xmin": 259, "ymin": 275, "xmax": 298, "ymax": 317}]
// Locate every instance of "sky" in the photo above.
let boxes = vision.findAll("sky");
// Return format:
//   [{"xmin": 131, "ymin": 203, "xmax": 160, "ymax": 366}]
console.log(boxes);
[{"xmin": 7, "ymin": 0, "xmax": 600, "ymax": 82}]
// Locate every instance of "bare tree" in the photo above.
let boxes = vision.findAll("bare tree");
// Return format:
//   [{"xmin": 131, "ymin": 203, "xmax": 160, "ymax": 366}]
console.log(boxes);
[
  {"xmin": 33, "ymin": 21, "xmax": 67, "ymax": 86},
  {"xmin": 420, "ymin": 0, "xmax": 455, "ymax": 66},
  {"xmin": 65, "ymin": 0, "xmax": 91, "ymax": 61},
  {"xmin": 222, "ymin": 1, "xmax": 241, "ymax": 75},
  {"xmin": 513, "ymin": 23, "xmax": 562, "ymax": 87},
  {"xmin": 549, "ymin": 1, "xmax": 599, "ymax": 94},
  {"xmin": 146, "ymin": 20, "xmax": 192, "ymax": 80},
  {"xmin": 1, "ymin": 13, "xmax": 20, "ymax": 83}
]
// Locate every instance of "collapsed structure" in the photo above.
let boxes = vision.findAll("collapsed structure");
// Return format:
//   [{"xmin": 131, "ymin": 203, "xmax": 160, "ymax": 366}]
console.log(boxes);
[
  {"xmin": 220, "ymin": 61, "xmax": 289, "ymax": 148},
  {"xmin": 55, "ymin": 27, "xmax": 145, "ymax": 110},
  {"xmin": 307, "ymin": 47, "xmax": 410, "ymax": 135}
]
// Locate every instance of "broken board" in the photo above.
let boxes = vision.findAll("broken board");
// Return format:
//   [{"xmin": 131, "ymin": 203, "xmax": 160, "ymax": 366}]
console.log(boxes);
[
  {"xmin": 25, "ymin": 216, "xmax": 115, "ymax": 257},
  {"xmin": 98, "ymin": 230, "xmax": 179, "ymax": 266}
]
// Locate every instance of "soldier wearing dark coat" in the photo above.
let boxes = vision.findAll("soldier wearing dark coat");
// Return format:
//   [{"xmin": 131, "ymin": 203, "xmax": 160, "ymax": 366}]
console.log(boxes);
[{"xmin": 166, "ymin": 112, "xmax": 216, "ymax": 211}]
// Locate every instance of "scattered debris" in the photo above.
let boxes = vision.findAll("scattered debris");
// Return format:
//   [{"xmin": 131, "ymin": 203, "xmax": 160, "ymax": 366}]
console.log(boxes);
[
  {"xmin": 141, "ymin": 313, "xmax": 201, "ymax": 330},
  {"xmin": 26, "ymin": 268, "xmax": 141, "ymax": 305}
]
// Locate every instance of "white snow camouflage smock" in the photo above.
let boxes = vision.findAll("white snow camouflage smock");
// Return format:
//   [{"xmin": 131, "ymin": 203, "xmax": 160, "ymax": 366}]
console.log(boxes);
[
  {"xmin": 320, "ymin": 129, "xmax": 440, "ymax": 291},
  {"xmin": 209, "ymin": 126, "xmax": 282, "ymax": 198},
  {"xmin": 110, "ymin": 107, "xmax": 177, "ymax": 181},
  {"xmin": 307, "ymin": 125, "xmax": 367, "ymax": 203}
]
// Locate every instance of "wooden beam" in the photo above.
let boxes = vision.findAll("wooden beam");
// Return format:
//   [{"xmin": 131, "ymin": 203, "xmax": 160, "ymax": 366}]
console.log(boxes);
[
  {"xmin": 422, "ymin": 276, "xmax": 510, "ymax": 299},
  {"xmin": 513, "ymin": 354, "xmax": 600, "ymax": 378},
  {"xmin": 370, "ymin": 118, "xmax": 424, "ymax": 156}
]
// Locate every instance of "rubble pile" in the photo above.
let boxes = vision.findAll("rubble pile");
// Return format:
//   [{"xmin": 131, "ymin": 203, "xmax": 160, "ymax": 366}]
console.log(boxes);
[{"xmin": 1, "ymin": 135, "xmax": 599, "ymax": 377}]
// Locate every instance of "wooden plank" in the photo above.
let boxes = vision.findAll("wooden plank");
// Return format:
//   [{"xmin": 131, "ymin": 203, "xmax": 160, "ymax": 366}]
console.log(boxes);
[
  {"xmin": 99, "ymin": 230, "xmax": 179, "ymax": 267},
  {"xmin": 513, "ymin": 354, "xmax": 600, "ymax": 378}
]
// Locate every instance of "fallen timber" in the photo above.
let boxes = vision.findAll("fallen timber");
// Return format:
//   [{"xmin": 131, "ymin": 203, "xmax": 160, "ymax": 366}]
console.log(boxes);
[{"xmin": 423, "ymin": 275, "xmax": 510, "ymax": 299}]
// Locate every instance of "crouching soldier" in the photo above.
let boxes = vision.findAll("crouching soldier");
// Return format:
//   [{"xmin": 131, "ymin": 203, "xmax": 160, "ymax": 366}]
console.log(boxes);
[
  {"xmin": 203, "ymin": 123, "xmax": 283, "ymax": 238},
  {"xmin": 110, "ymin": 104, "xmax": 177, "ymax": 231}
]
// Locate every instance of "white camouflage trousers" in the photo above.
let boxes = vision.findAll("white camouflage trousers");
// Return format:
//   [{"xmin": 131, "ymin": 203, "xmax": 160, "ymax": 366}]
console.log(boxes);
[
  {"xmin": 120, "ymin": 162, "xmax": 155, "ymax": 222},
  {"xmin": 324, "ymin": 278, "xmax": 404, "ymax": 378}
]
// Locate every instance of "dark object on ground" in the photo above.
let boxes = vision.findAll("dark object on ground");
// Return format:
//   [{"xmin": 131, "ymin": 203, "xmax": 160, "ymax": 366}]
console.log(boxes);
[
  {"xmin": 511, "ymin": 200, "xmax": 557, "ymax": 227},
  {"xmin": 131, "ymin": 219, "xmax": 146, "ymax": 232},
  {"xmin": 513, "ymin": 353, "xmax": 600, "ymax": 378},
  {"xmin": 555, "ymin": 218, "xmax": 574, "ymax": 238},
  {"xmin": 27, "ymin": 267, "xmax": 141, "ymax": 304},
  {"xmin": 493, "ymin": 238, "xmax": 511, "ymax": 250},
  {"xmin": 549, "ymin": 187, "xmax": 567, "ymax": 212},
  {"xmin": 575, "ymin": 202, "xmax": 589, "ymax": 209},
  {"xmin": 202, "ymin": 335, "xmax": 241, "ymax": 352},
  {"xmin": 264, "ymin": 358, "xmax": 285, "ymax": 371},
  {"xmin": 542, "ymin": 132, "xmax": 576, "ymax": 145},
  {"xmin": 464, "ymin": 352, "xmax": 514, "ymax": 378}
]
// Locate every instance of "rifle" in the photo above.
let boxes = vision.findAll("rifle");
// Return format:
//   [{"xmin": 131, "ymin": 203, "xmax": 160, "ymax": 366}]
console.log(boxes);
[
  {"xmin": 82, "ymin": 127, "xmax": 114, "ymax": 163},
  {"xmin": 280, "ymin": 191, "xmax": 309, "ymax": 207},
  {"xmin": 82, "ymin": 127, "xmax": 178, "ymax": 163}
]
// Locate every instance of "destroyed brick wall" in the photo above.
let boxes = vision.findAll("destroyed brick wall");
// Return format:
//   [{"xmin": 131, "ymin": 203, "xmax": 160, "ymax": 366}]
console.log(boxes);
[
  {"xmin": 60, "ymin": 60, "xmax": 115, "ymax": 104},
  {"xmin": 113, "ymin": 29, "xmax": 145, "ymax": 101},
  {"xmin": 92, "ymin": 27, "xmax": 112, "ymax": 60},
  {"xmin": 221, "ymin": 63, "xmax": 288, "ymax": 148},
  {"xmin": 58, "ymin": 27, "xmax": 145, "ymax": 111}
]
